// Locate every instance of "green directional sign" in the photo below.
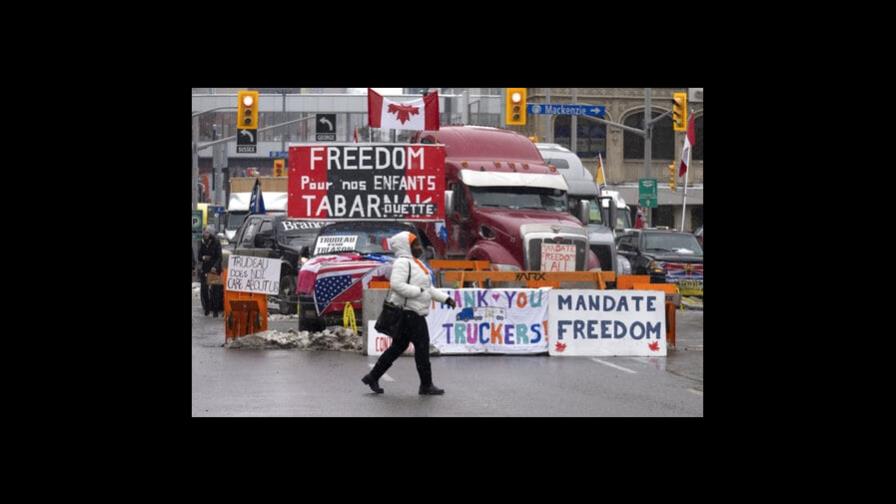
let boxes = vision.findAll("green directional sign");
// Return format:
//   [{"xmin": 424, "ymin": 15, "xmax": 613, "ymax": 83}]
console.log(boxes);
[
  {"xmin": 192, "ymin": 210, "xmax": 203, "ymax": 235},
  {"xmin": 639, "ymin": 178, "xmax": 658, "ymax": 208}
]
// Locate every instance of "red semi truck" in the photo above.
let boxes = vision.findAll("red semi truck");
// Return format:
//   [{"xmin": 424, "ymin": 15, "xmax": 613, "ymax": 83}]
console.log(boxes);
[{"xmin": 413, "ymin": 126, "xmax": 598, "ymax": 271}]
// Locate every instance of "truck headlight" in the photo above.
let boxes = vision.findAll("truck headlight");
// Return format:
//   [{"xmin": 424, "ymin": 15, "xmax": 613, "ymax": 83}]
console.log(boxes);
[
  {"xmin": 648, "ymin": 260, "xmax": 665, "ymax": 274},
  {"xmin": 492, "ymin": 264, "xmax": 521, "ymax": 272}
]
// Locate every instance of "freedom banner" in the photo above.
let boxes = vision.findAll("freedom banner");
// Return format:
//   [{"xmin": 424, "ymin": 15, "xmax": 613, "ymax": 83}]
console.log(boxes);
[
  {"xmin": 427, "ymin": 288, "xmax": 551, "ymax": 354},
  {"xmin": 288, "ymin": 143, "xmax": 445, "ymax": 221}
]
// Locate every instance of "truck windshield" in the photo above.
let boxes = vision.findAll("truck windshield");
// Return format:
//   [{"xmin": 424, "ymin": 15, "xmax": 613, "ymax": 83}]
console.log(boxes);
[
  {"xmin": 313, "ymin": 224, "xmax": 411, "ymax": 256},
  {"xmin": 470, "ymin": 187, "xmax": 568, "ymax": 213},
  {"xmin": 587, "ymin": 200, "xmax": 604, "ymax": 224},
  {"xmin": 619, "ymin": 211, "xmax": 632, "ymax": 230},
  {"xmin": 280, "ymin": 221, "xmax": 329, "ymax": 249},
  {"xmin": 643, "ymin": 233, "xmax": 703, "ymax": 256},
  {"xmin": 227, "ymin": 212, "xmax": 247, "ymax": 231}
]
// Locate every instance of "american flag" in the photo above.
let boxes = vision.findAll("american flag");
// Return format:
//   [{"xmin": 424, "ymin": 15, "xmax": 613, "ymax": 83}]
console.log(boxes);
[
  {"xmin": 663, "ymin": 262, "xmax": 703, "ymax": 279},
  {"xmin": 312, "ymin": 261, "xmax": 392, "ymax": 315}
]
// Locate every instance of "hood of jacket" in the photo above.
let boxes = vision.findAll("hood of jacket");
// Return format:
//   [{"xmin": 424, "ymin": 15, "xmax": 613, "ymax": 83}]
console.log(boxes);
[{"xmin": 388, "ymin": 231, "xmax": 416, "ymax": 259}]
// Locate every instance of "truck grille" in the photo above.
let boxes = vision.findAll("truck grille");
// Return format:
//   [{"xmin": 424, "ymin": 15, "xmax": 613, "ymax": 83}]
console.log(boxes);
[{"xmin": 527, "ymin": 238, "xmax": 587, "ymax": 270}]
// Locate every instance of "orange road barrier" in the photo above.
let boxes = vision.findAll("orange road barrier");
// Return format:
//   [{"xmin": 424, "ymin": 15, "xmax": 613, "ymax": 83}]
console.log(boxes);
[
  {"xmin": 429, "ymin": 260, "xmax": 491, "ymax": 288},
  {"xmin": 368, "ymin": 280, "xmax": 391, "ymax": 289},
  {"xmin": 665, "ymin": 301, "xmax": 677, "ymax": 348},
  {"xmin": 616, "ymin": 275, "xmax": 651, "ymax": 290},
  {"xmin": 441, "ymin": 270, "xmax": 615, "ymax": 289},
  {"xmin": 619, "ymin": 280, "xmax": 679, "ymax": 349},
  {"xmin": 631, "ymin": 283, "xmax": 679, "ymax": 295},
  {"xmin": 429, "ymin": 260, "xmax": 491, "ymax": 271},
  {"xmin": 222, "ymin": 268, "xmax": 268, "ymax": 342}
]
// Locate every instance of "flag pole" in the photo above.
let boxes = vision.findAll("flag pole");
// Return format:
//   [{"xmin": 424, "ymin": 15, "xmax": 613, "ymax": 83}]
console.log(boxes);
[{"xmin": 680, "ymin": 110, "xmax": 692, "ymax": 232}]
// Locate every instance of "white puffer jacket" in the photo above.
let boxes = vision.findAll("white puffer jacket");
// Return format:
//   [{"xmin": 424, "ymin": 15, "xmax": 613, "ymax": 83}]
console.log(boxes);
[{"xmin": 386, "ymin": 231, "xmax": 450, "ymax": 316}]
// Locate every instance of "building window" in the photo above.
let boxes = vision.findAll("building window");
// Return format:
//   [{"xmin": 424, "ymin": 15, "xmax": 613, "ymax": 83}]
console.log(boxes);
[
  {"xmin": 690, "ymin": 206, "xmax": 703, "ymax": 232},
  {"xmin": 693, "ymin": 115, "xmax": 703, "ymax": 160},
  {"xmin": 623, "ymin": 111, "xmax": 675, "ymax": 160},
  {"xmin": 553, "ymin": 116, "xmax": 607, "ymax": 158},
  {"xmin": 652, "ymin": 205, "xmax": 675, "ymax": 228}
]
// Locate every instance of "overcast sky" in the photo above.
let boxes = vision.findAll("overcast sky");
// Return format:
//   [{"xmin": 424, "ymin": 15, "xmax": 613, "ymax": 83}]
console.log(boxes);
[{"xmin": 350, "ymin": 88, "xmax": 403, "ymax": 95}]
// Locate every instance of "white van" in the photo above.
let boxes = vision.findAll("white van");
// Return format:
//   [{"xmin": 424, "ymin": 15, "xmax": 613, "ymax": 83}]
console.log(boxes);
[{"xmin": 223, "ymin": 191, "xmax": 288, "ymax": 242}]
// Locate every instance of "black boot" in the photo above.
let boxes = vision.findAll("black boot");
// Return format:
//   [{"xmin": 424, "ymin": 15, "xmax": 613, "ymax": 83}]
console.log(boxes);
[
  {"xmin": 362, "ymin": 373, "xmax": 384, "ymax": 394},
  {"xmin": 419, "ymin": 384, "xmax": 444, "ymax": 395}
]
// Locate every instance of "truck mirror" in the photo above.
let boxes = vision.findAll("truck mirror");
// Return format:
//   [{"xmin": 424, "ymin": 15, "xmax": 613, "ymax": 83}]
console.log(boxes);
[
  {"xmin": 577, "ymin": 199, "xmax": 590, "ymax": 225},
  {"xmin": 444, "ymin": 190, "xmax": 454, "ymax": 215},
  {"xmin": 607, "ymin": 199, "xmax": 618, "ymax": 231},
  {"xmin": 300, "ymin": 245, "xmax": 310, "ymax": 258}
]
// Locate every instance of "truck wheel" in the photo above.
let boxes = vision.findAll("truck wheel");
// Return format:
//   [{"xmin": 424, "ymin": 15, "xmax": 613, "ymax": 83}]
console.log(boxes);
[
  {"xmin": 298, "ymin": 313, "xmax": 324, "ymax": 332},
  {"xmin": 279, "ymin": 274, "xmax": 297, "ymax": 315}
]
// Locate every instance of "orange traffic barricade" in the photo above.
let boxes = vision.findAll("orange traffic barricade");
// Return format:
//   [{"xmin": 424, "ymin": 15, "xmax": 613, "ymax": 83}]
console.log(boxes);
[{"xmin": 222, "ymin": 268, "xmax": 269, "ymax": 342}]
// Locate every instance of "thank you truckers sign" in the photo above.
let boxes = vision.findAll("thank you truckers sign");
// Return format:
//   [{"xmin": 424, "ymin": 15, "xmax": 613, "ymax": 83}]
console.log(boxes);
[{"xmin": 288, "ymin": 143, "xmax": 445, "ymax": 221}]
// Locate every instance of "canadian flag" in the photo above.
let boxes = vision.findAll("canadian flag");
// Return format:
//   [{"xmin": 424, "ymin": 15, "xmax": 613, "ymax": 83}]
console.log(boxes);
[
  {"xmin": 368, "ymin": 88, "xmax": 439, "ymax": 131},
  {"xmin": 679, "ymin": 113, "xmax": 696, "ymax": 177}
]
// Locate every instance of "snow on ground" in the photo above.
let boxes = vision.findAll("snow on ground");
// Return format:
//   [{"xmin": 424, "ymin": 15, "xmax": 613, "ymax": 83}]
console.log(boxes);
[{"xmin": 224, "ymin": 326, "xmax": 362, "ymax": 351}]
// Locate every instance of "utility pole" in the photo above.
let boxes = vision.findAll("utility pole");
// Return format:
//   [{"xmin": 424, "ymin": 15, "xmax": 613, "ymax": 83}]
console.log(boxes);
[
  {"xmin": 281, "ymin": 90, "xmax": 287, "ymax": 153},
  {"xmin": 644, "ymin": 88, "xmax": 651, "ymax": 227},
  {"xmin": 192, "ymin": 116, "xmax": 199, "ymax": 211},
  {"xmin": 571, "ymin": 88, "xmax": 578, "ymax": 153},
  {"xmin": 546, "ymin": 88, "xmax": 553, "ymax": 143}
]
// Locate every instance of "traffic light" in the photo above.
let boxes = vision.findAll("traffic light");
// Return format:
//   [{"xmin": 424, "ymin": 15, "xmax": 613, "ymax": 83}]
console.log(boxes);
[
  {"xmin": 672, "ymin": 92, "xmax": 687, "ymax": 132},
  {"xmin": 505, "ymin": 88, "xmax": 527, "ymax": 126},
  {"xmin": 237, "ymin": 90, "xmax": 259, "ymax": 129},
  {"xmin": 273, "ymin": 159, "xmax": 285, "ymax": 177},
  {"xmin": 668, "ymin": 163, "xmax": 676, "ymax": 192}
]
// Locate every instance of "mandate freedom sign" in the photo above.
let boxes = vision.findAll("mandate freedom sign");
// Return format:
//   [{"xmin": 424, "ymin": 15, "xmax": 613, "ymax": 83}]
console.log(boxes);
[
  {"xmin": 226, "ymin": 254, "xmax": 281, "ymax": 295},
  {"xmin": 427, "ymin": 288, "xmax": 551, "ymax": 354},
  {"xmin": 548, "ymin": 290, "xmax": 667, "ymax": 356},
  {"xmin": 288, "ymin": 143, "xmax": 445, "ymax": 221}
]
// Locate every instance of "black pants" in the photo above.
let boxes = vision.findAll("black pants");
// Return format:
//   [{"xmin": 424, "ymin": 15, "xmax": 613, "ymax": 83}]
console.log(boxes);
[
  {"xmin": 370, "ymin": 311, "xmax": 433, "ymax": 387},
  {"xmin": 199, "ymin": 273, "xmax": 222, "ymax": 314}
]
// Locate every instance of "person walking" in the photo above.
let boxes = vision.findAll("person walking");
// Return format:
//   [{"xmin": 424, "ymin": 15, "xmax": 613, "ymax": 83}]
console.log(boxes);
[{"xmin": 362, "ymin": 231, "xmax": 456, "ymax": 395}]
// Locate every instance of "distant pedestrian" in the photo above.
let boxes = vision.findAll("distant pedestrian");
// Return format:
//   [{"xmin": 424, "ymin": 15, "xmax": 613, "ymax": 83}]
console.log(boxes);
[{"xmin": 197, "ymin": 225, "xmax": 223, "ymax": 317}]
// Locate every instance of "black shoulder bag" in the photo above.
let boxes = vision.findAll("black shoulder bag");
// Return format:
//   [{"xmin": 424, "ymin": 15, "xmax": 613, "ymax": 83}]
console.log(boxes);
[{"xmin": 374, "ymin": 259, "xmax": 412, "ymax": 337}]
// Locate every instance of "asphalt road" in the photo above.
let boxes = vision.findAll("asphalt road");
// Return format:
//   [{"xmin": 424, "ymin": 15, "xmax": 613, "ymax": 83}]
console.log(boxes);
[{"xmin": 192, "ymin": 294, "xmax": 703, "ymax": 417}]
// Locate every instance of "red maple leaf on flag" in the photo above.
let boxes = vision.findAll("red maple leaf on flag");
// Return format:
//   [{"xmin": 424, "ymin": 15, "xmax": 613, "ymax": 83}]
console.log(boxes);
[
  {"xmin": 555, "ymin": 341, "xmax": 567, "ymax": 352},
  {"xmin": 387, "ymin": 103, "xmax": 420, "ymax": 124},
  {"xmin": 648, "ymin": 341, "xmax": 660, "ymax": 352}
]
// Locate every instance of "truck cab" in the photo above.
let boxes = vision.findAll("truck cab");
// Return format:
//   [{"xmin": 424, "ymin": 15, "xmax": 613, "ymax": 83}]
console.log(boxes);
[
  {"xmin": 222, "ymin": 191, "xmax": 287, "ymax": 244},
  {"xmin": 599, "ymin": 189, "xmax": 633, "ymax": 233},
  {"xmin": 413, "ymin": 126, "xmax": 599, "ymax": 272}
]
